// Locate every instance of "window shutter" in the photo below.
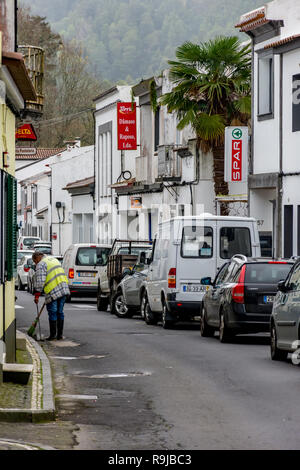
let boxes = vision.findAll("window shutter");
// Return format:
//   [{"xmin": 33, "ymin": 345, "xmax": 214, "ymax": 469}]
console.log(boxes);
[{"xmin": 6, "ymin": 174, "xmax": 17, "ymax": 281}]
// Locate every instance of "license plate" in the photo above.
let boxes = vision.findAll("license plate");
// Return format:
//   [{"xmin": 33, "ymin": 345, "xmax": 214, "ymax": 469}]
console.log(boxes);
[
  {"xmin": 78, "ymin": 272, "xmax": 96, "ymax": 278},
  {"xmin": 183, "ymin": 285, "xmax": 205, "ymax": 293},
  {"xmin": 264, "ymin": 295, "xmax": 275, "ymax": 304}
]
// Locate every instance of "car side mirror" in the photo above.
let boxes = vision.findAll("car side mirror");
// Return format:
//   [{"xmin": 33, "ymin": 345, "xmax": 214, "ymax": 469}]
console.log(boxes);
[
  {"xmin": 122, "ymin": 268, "xmax": 132, "ymax": 277},
  {"xmin": 201, "ymin": 277, "xmax": 212, "ymax": 286},
  {"xmin": 278, "ymin": 280, "xmax": 288, "ymax": 293}
]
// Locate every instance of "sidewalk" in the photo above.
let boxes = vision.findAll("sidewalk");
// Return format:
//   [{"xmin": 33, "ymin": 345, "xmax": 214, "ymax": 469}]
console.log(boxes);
[{"xmin": 0, "ymin": 331, "xmax": 55, "ymax": 423}]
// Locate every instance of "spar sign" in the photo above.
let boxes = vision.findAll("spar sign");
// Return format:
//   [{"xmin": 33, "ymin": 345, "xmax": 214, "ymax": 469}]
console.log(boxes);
[
  {"xmin": 117, "ymin": 102, "xmax": 137, "ymax": 151},
  {"xmin": 224, "ymin": 126, "xmax": 248, "ymax": 183}
]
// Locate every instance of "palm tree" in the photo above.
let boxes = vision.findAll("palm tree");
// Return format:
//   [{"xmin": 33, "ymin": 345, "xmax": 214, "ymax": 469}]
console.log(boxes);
[{"xmin": 160, "ymin": 36, "xmax": 251, "ymax": 214}]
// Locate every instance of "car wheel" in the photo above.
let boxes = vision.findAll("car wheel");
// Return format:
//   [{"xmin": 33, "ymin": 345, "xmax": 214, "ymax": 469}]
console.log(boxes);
[
  {"xmin": 141, "ymin": 293, "xmax": 157, "ymax": 325},
  {"xmin": 18, "ymin": 277, "xmax": 24, "ymax": 292},
  {"xmin": 200, "ymin": 305, "xmax": 215, "ymax": 338},
  {"xmin": 113, "ymin": 291, "xmax": 133, "ymax": 318},
  {"xmin": 270, "ymin": 323, "xmax": 288, "ymax": 361},
  {"xmin": 219, "ymin": 311, "xmax": 232, "ymax": 343},
  {"xmin": 162, "ymin": 301, "xmax": 174, "ymax": 330},
  {"xmin": 96, "ymin": 285, "xmax": 108, "ymax": 312}
]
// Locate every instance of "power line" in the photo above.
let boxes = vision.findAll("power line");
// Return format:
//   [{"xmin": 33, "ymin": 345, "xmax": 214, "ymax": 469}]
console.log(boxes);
[{"xmin": 26, "ymin": 107, "xmax": 94, "ymax": 128}]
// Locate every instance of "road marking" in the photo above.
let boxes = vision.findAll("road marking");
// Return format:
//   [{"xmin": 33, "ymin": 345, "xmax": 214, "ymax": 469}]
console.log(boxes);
[
  {"xmin": 73, "ymin": 371, "xmax": 152, "ymax": 379},
  {"xmin": 50, "ymin": 355, "xmax": 108, "ymax": 361},
  {"xmin": 56, "ymin": 394, "xmax": 98, "ymax": 401},
  {"xmin": 69, "ymin": 304, "xmax": 96, "ymax": 310},
  {"xmin": 15, "ymin": 305, "xmax": 24, "ymax": 309}
]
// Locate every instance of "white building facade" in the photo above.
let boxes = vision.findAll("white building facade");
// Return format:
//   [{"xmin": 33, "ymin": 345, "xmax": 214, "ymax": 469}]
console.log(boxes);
[
  {"xmin": 94, "ymin": 75, "xmax": 248, "ymax": 243},
  {"xmin": 237, "ymin": 0, "xmax": 300, "ymax": 258}
]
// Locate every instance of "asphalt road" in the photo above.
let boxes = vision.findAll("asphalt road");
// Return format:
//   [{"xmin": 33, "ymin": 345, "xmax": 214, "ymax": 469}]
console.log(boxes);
[{"xmin": 5, "ymin": 290, "xmax": 300, "ymax": 450}]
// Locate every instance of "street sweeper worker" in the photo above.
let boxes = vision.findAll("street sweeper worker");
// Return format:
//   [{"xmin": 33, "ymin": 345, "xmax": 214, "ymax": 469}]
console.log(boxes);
[{"xmin": 32, "ymin": 252, "xmax": 70, "ymax": 341}]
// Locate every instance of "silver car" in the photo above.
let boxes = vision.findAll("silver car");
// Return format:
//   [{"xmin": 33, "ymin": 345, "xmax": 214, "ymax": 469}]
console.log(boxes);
[
  {"xmin": 112, "ymin": 251, "xmax": 151, "ymax": 318},
  {"xmin": 270, "ymin": 260, "xmax": 300, "ymax": 361}
]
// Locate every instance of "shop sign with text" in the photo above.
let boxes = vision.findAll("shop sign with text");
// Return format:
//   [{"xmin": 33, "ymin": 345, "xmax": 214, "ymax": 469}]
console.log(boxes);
[{"xmin": 117, "ymin": 103, "xmax": 137, "ymax": 151}]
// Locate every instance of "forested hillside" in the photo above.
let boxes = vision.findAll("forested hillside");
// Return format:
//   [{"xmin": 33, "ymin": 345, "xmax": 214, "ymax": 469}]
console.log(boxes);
[{"xmin": 20, "ymin": 0, "xmax": 262, "ymax": 82}]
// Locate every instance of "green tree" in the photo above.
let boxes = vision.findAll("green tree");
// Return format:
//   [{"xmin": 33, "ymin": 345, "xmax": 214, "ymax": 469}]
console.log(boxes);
[{"xmin": 160, "ymin": 36, "xmax": 251, "ymax": 212}]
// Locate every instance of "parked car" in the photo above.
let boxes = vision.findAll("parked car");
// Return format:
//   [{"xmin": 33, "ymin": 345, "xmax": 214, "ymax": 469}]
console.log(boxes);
[
  {"xmin": 16, "ymin": 255, "xmax": 35, "ymax": 291},
  {"xmin": 270, "ymin": 259, "xmax": 300, "ymax": 361},
  {"xmin": 140, "ymin": 214, "xmax": 261, "ymax": 329},
  {"xmin": 62, "ymin": 244, "xmax": 111, "ymax": 301},
  {"xmin": 17, "ymin": 236, "xmax": 41, "ymax": 250},
  {"xmin": 17, "ymin": 249, "xmax": 34, "ymax": 263},
  {"xmin": 200, "ymin": 256, "xmax": 294, "ymax": 342},
  {"xmin": 33, "ymin": 242, "xmax": 52, "ymax": 255},
  {"xmin": 97, "ymin": 239, "xmax": 152, "ymax": 312},
  {"xmin": 112, "ymin": 250, "xmax": 152, "ymax": 318}
]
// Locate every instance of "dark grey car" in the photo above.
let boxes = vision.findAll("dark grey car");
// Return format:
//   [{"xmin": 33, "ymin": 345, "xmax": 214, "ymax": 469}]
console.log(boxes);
[{"xmin": 271, "ymin": 259, "xmax": 300, "ymax": 361}]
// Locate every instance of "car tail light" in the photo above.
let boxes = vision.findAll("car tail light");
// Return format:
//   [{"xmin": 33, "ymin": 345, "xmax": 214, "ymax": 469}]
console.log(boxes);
[
  {"xmin": 20, "ymin": 243, "xmax": 23, "ymax": 250},
  {"xmin": 168, "ymin": 268, "xmax": 176, "ymax": 288},
  {"xmin": 24, "ymin": 266, "xmax": 30, "ymax": 273},
  {"xmin": 232, "ymin": 265, "xmax": 246, "ymax": 304},
  {"xmin": 268, "ymin": 261, "xmax": 287, "ymax": 264},
  {"xmin": 69, "ymin": 268, "xmax": 75, "ymax": 279}
]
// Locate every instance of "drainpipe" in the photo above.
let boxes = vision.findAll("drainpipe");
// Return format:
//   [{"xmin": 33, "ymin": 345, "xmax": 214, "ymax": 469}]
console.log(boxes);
[{"xmin": 277, "ymin": 53, "xmax": 283, "ymax": 258}]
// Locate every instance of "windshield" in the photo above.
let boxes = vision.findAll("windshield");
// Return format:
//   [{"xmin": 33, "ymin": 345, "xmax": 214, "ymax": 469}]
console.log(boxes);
[
  {"xmin": 118, "ymin": 247, "xmax": 150, "ymax": 255},
  {"xmin": 245, "ymin": 263, "xmax": 292, "ymax": 284},
  {"xmin": 35, "ymin": 247, "xmax": 52, "ymax": 254},
  {"xmin": 24, "ymin": 238, "xmax": 40, "ymax": 247},
  {"xmin": 76, "ymin": 247, "xmax": 111, "ymax": 266}
]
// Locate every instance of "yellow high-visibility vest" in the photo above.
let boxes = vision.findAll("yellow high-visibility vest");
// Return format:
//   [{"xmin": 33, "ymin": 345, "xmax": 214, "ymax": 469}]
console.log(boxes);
[{"xmin": 43, "ymin": 256, "xmax": 68, "ymax": 294}]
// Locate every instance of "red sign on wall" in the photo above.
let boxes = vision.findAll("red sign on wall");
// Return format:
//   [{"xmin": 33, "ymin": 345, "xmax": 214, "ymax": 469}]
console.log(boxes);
[
  {"xmin": 231, "ymin": 140, "xmax": 242, "ymax": 181},
  {"xmin": 15, "ymin": 124, "xmax": 37, "ymax": 141},
  {"xmin": 117, "ymin": 103, "xmax": 137, "ymax": 151}
]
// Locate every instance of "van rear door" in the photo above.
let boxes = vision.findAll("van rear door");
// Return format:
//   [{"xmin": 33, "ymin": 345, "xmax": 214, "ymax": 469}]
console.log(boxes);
[
  {"xmin": 176, "ymin": 220, "xmax": 217, "ymax": 303},
  {"xmin": 217, "ymin": 221, "xmax": 254, "ymax": 269},
  {"xmin": 74, "ymin": 246, "xmax": 110, "ymax": 291}
]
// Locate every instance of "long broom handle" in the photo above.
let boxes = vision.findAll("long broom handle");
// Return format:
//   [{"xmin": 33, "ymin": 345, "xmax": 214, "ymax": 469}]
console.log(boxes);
[{"xmin": 32, "ymin": 302, "xmax": 46, "ymax": 327}]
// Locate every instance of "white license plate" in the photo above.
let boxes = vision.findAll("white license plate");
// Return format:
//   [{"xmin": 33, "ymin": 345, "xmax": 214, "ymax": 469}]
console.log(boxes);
[
  {"xmin": 183, "ymin": 285, "xmax": 205, "ymax": 293},
  {"xmin": 78, "ymin": 272, "xmax": 96, "ymax": 278},
  {"xmin": 264, "ymin": 295, "xmax": 275, "ymax": 304}
]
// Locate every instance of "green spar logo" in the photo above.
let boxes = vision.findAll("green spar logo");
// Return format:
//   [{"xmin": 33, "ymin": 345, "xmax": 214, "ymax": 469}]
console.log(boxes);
[{"xmin": 232, "ymin": 128, "xmax": 243, "ymax": 139}]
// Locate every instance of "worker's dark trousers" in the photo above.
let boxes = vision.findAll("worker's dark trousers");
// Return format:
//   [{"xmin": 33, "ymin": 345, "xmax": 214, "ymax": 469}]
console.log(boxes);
[{"xmin": 46, "ymin": 296, "xmax": 66, "ymax": 321}]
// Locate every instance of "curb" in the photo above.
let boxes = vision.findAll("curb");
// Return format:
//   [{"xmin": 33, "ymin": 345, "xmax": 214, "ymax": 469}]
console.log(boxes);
[{"xmin": 0, "ymin": 331, "xmax": 55, "ymax": 423}]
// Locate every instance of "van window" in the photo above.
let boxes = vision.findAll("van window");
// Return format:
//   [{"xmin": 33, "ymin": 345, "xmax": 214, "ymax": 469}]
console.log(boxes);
[
  {"xmin": 75, "ymin": 247, "xmax": 111, "ymax": 266},
  {"xmin": 181, "ymin": 226, "xmax": 213, "ymax": 258},
  {"xmin": 220, "ymin": 227, "xmax": 252, "ymax": 259}
]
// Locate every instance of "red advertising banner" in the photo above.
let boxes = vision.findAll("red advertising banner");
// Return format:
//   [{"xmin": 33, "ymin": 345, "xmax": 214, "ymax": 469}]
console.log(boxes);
[
  {"xmin": 117, "ymin": 103, "xmax": 137, "ymax": 151},
  {"xmin": 231, "ymin": 139, "xmax": 242, "ymax": 182},
  {"xmin": 16, "ymin": 123, "xmax": 37, "ymax": 141}
]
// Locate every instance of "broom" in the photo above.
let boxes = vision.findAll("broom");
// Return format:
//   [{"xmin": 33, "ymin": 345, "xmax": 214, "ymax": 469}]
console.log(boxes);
[{"xmin": 27, "ymin": 302, "xmax": 46, "ymax": 338}]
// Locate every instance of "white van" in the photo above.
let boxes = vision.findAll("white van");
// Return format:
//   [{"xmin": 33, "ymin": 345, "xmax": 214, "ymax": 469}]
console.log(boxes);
[
  {"xmin": 62, "ymin": 243, "xmax": 111, "ymax": 301},
  {"xmin": 143, "ymin": 214, "xmax": 261, "ymax": 328}
]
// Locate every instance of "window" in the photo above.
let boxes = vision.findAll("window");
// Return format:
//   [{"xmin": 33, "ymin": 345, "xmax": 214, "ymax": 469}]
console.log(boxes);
[
  {"xmin": 284, "ymin": 205, "xmax": 293, "ymax": 259},
  {"xmin": 75, "ymin": 247, "xmax": 111, "ymax": 267},
  {"xmin": 292, "ymin": 74, "xmax": 300, "ymax": 132},
  {"xmin": 288, "ymin": 264, "xmax": 300, "ymax": 292},
  {"xmin": 181, "ymin": 226, "xmax": 213, "ymax": 258},
  {"xmin": 258, "ymin": 56, "xmax": 273, "ymax": 117},
  {"xmin": 220, "ymin": 227, "xmax": 252, "ymax": 259},
  {"xmin": 245, "ymin": 263, "xmax": 292, "ymax": 284},
  {"xmin": 214, "ymin": 263, "xmax": 230, "ymax": 285},
  {"xmin": 154, "ymin": 107, "xmax": 160, "ymax": 152}
]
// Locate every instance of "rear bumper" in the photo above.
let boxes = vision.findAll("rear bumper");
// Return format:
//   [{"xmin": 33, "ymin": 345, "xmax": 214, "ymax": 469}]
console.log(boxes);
[
  {"xmin": 69, "ymin": 286, "xmax": 97, "ymax": 297},
  {"xmin": 228, "ymin": 305, "xmax": 271, "ymax": 332},
  {"xmin": 167, "ymin": 299, "xmax": 202, "ymax": 317}
]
